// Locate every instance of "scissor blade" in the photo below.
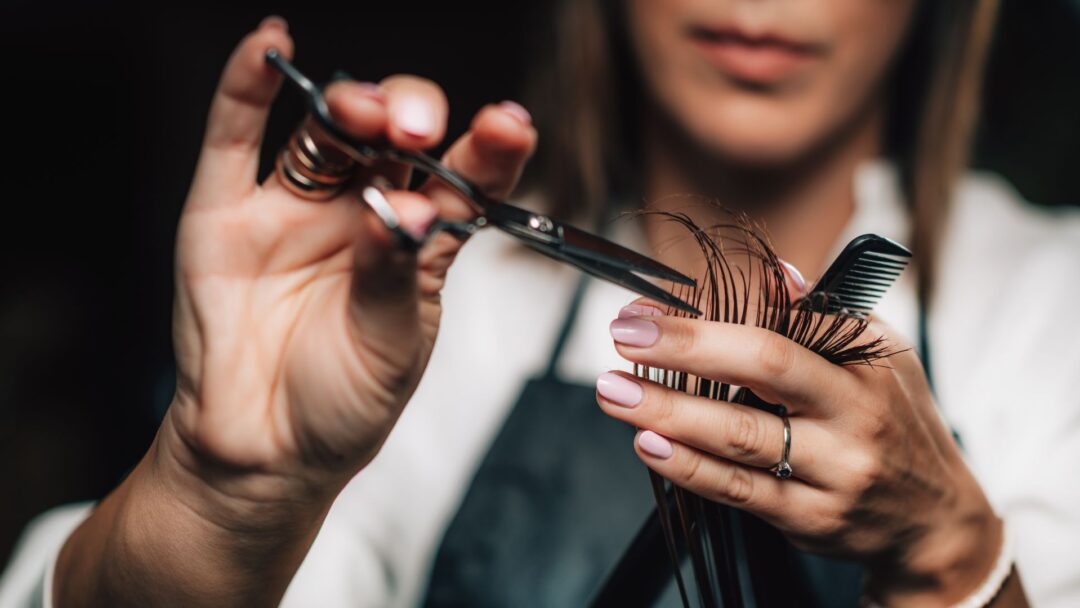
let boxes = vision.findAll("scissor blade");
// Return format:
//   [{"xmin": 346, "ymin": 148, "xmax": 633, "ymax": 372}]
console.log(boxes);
[
  {"xmin": 521, "ymin": 241, "xmax": 702, "ymax": 316},
  {"xmin": 559, "ymin": 223, "xmax": 696, "ymax": 286}
]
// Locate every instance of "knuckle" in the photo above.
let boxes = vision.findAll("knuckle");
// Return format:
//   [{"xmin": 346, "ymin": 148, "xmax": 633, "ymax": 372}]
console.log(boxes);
[
  {"xmin": 846, "ymin": 450, "xmax": 883, "ymax": 494},
  {"xmin": 720, "ymin": 465, "xmax": 755, "ymax": 505},
  {"xmin": 680, "ymin": 450, "xmax": 705, "ymax": 488},
  {"xmin": 727, "ymin": 409, "xmax": 766, "ymax": 460},
  {"xmin": 756, "ymin": 333, "xmax": 796, "ymax": 378},
  {"xmin": 860, "ymin": 411, "xmax": 890, "ymax": 441},
  {"xmin": 805, "ymin": 503, "xmax": 847, "ymax": 538},
  {"xmin": 652, "ymin": 387, "xmax": 678, "ymax": 428},
  {"xmin": 662, "ymin": 320, "xmax": 698, "ymax": 355}
]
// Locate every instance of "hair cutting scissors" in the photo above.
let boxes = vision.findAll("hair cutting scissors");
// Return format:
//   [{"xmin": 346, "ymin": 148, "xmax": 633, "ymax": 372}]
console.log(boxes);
[{"xmin": 265, "ymin": 49, "xmax": 700, "ymax": 315}]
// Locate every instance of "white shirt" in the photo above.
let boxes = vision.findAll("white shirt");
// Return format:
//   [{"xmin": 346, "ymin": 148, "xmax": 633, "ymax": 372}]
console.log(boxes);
[{"xmin": 2, "ymin": 163, "xmax": 1079, "ymax": 607}]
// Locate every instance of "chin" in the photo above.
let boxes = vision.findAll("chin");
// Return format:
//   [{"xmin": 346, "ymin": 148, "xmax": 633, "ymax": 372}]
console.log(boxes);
[{"xmin": 678, "ymin": 93, "xmax": 830, "ymax": 167}]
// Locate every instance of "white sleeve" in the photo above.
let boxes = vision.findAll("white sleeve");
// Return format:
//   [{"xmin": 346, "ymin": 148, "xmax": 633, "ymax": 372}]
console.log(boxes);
[
  {"xmin": 0, "ymin": 503, "xmax": 93, "ymax": 608},
  {"xmin": 935, "ymin": 177, "xmax": 1080, "ymax": 607}
]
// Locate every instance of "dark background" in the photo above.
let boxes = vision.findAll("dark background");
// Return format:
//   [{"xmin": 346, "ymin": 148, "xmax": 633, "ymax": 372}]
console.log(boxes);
[{"xmin": 0, "ymin": 0, "xmax": 1077, "ymax": 566}]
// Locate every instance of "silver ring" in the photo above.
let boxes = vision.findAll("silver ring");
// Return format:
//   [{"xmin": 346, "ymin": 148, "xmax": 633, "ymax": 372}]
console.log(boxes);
[{"xmin": 770, "ymin": 415, "xmax": 793, "ymax": 479}]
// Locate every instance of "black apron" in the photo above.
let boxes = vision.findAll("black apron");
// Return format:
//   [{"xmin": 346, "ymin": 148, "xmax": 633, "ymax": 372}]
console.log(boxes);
[{"xmin": 423, "ymin": 278, "xmax": 867, "ymax": 607}]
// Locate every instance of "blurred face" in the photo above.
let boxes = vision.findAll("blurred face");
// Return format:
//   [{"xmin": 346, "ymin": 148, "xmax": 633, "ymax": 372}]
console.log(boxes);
[{"xmin": 626, "ymin": 0, "xmax": 918, "ymax": 165}]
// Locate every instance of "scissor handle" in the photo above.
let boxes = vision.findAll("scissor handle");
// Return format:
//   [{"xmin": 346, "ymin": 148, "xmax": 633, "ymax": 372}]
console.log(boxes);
[{"xmin": 265, "ymin": 49, "xmax": 493, "ymax": 219}]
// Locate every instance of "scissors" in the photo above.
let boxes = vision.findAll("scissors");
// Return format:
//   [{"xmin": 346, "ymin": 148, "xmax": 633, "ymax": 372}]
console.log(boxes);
[{"xmin": 264, "ymin": 49, "xmax": 700, "ymax": 316}]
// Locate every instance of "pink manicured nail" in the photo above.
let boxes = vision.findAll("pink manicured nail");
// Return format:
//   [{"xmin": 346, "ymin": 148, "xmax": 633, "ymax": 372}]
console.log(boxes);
[
  {"xmin": 259, "ymin": 15, "xmax": 289, "ymax": 32},
  {"xmin": 638, "ymin": 431, "xmax": 674, "ymax": 459},
  {"xmin": 780, "ymin": 259, "xmax": 807, "ymax": 295},
  {"xmin": 401, "ymin": 204, "xmax": 438, "ymax": 240},
  {"xmin": 596, "ymin": 373, "xmax": 643, "ymax": 408},
  {"xmin": 618, "ymin": 304, "xmax": 664, "ymax": 319},
  {"xmin": 394, "ymin": 97, "xmax": 436, "ymax": 137},
  {"xmin": 498, "ymin": 100, "xmax": 532, "ymax": 125},
  {"xmin": 610, "ymin": 318, "xmax": 659, "ymax": 347}
]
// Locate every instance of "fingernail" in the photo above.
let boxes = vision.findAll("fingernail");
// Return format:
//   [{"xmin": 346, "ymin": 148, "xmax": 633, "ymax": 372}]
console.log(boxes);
[
  {"xmin": 498, "ymin": 100, "xmax": 532, "ymax": 126},
  {"xmin": 610, "ymin": 318, "xmax": 659, "ymax": 347},
  {"xmin": 780, "ymin": 259, "xmax": 807, "ymax": 295},
  {"xmin": 394, "ymin": 97, "xmax": 436, "ymax": 137},
  {"xmin": 402, "ymin": 203, "xmax": 438, "ymax": 240},
  {"xmin": 354, "ymin": 82, "xmax": 386, "ymax": 103},
  {"xmin": 638, "ymin": 431, "xmax": 674, "ymax": 459},
  {"xmin": 596, "ymin": 373, "xmax": 643, "ymax": 408},
  {"xmin": 618, "ymin": 304, "xmax": 664, "ymax": 319},
  {"xmin": 259, "ymin": 15, "xmax": 289, "ymax": 32}
]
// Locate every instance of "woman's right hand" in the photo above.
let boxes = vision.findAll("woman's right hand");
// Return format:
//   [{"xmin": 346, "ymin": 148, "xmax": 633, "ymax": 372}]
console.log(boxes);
[
  {"xmin": 55, "ymin": 17, "xmax": 535, "ymax": 606},
  {"xmin": 167, "ymin": 18, "xmax": 535, "ymax": 505}
]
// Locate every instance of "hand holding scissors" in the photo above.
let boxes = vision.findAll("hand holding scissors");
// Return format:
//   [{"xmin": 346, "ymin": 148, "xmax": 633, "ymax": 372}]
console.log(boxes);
[{"xmin": 265, "ymin": 49, "xmax": 698, "ymax": 315}]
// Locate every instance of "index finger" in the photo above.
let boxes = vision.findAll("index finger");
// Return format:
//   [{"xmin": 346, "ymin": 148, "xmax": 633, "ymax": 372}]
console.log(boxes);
[{"xmin": 609, "ymin": 315, "xmax": 858, "ymax": 412}]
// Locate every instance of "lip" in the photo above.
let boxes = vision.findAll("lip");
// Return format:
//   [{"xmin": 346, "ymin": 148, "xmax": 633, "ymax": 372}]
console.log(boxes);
[{"xmin": 686, "ymin": 25, "xmax": 824, "ymax": 85}]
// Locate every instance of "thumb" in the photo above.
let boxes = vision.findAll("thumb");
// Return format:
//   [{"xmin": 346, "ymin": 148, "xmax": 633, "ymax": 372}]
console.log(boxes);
[{"xmin": 348, "ymin": 190, "xmax": 438, "ymax": 372}]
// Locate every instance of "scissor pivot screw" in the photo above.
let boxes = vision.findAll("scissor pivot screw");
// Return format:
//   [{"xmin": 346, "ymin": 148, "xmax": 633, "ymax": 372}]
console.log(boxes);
[{"xmin": 528, "ymin": 215, "xmax": 555, "ymax": 233}]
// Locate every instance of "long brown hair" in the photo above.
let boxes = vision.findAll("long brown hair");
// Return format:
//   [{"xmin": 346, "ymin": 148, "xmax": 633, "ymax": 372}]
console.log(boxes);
[{"xmin": 524, "ymin": 0, "xmax": 1000, "ymax": 301}]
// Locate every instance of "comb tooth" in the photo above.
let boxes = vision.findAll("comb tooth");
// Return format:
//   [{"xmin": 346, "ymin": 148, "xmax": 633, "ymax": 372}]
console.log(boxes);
[
  {"xmin": 838, "ymin": 299, "xmax": 882, "ymax": 309},
  {"xmin": 833, "ymin": 278, "xmax": 885, "ymax": 291},
  {"xmin": 835, "ymin": 296, "xmax": 884, "ymax": 307},
  {"xmin": 854, "ymin": 263, "xmax": 906, "ymax": 275},
  {"xmin": 853, "ymin": 260, "xmax": 905, "ymax": 271},
  {"xmin": 829, "ymin": 290, "xmax": 879, "ymax": 303},
  {"xmin": 863, "ymin": 252, "xmax": 911, "ymax": 264},
  {"xmin": 843, "ymin": 283, "xmax": 894, "ymax": 293},
  {"xmin": 853, "ymin": 259, "xmax": 903, "ymax": 267},
  {"xmin": 863, "ymin": 250, "xmax": 910, "ymax": 260},
  {"xmin": 825, "ymin": 295, "xmax": 872, "ymax": 307},
  {"xmin": 836, "ymin": 284, "xmax": 885, "ymax": 295},
  {"xmin": 839, "ymin": 283, "xmax": 892, "ymax": 294},
  {"xmin": 845, "ymin": 269, "xmax": 895, "ymax": 280},
  {"xmin": 857, "ymin": 253, "xmax": 908, "ymax": 264},
  {"xmin": 848, "ymin": 266, "xmax": 898, "ymax": 277},
  {"xmin": 853, "ymin": 256, "xmax": 904, "ymax": 265},
  {"xmin": 856, "ymin": 263, "xmax": 907, "ymax": 274},
  {"xmin": 850, "ymin": 267, "xmax": 901, "ymax": 279},
  {"xmin": 827, "ymin": 303, "xmax": 872, "ymax": 315},
  {"xmin": 846, "ymin": 270, "xmax": 899, "ymax": 284},
  {"xmin": 836, "ymin": 288, "xmax": 885, "ymax": 299},
  {"xmin": 837, "ymin": 282, "xmax": 888, "ymax": 293},
  {"xmin": 834, "ymin": 295, "xmax": 879, "ymax": 307}
]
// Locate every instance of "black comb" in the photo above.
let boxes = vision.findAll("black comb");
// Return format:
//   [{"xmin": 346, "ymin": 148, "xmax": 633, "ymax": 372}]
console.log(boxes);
[{"xmin": 803, "ymin": 234, "xmax": 912, "ymax": 315}]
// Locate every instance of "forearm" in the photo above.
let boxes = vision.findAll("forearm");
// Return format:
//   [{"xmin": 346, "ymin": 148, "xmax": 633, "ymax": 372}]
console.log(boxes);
[{"xmin": 53, "ymin": 428, "xmax": 334, "ymax": 607}]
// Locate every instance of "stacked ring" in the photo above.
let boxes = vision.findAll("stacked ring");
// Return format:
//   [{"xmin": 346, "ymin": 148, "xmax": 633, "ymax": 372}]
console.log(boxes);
[{"xmin": 276, "ymin": 117, "xmax": 357, "ymax": 200}]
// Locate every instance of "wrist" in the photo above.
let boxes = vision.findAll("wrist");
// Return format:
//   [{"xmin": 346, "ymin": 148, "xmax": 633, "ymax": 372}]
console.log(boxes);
[
  {"xmin": 55, "ymin": 426, "xmax": 339, "ymax": 607},
  {"xmin": 155, "ymin": 410, "xmax": 343, "ymax": 534},
  {"xmin": 866, "ymin": 479, "xmax": 1002, "ymax": 606}
]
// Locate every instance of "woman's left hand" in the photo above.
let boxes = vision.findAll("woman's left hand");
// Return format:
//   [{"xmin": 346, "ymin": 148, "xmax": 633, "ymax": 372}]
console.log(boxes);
[{"xmin": 597, "ymin": 301, "xmax": 1003, "ymax": 606}]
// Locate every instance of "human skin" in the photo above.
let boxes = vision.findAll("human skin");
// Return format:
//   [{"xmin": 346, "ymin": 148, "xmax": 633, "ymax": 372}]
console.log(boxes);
[
  {"xmin": 53, "ymin": 17, "xmax": 536, "ymax": 607},
  {"xmin": 598, "ymin": 0, "xmax": 1028, "ymax": 605}
]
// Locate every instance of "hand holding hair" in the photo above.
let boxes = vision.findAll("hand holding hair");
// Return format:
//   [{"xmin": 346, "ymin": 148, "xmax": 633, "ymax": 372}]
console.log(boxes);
[{"xmin": 597, "ymin": 218, "xmax": 1024, "ymax": 607}]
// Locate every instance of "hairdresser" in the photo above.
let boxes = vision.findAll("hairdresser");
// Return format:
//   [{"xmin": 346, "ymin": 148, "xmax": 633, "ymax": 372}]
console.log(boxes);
[{"xmin": 5, "ymin": 1, "xmax": 1079, "ymax": 607}]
